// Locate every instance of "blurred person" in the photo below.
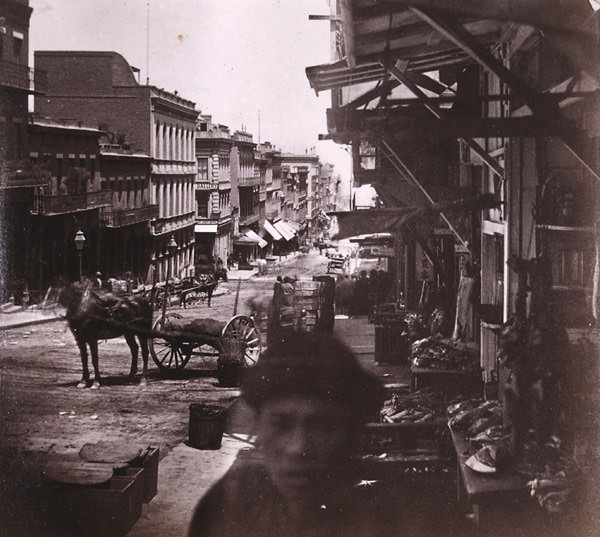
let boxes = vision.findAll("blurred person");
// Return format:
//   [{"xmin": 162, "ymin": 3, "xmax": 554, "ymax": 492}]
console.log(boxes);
[{"xmin": 187, "ymin": 333, "xmax": 385, "ymax": 537}]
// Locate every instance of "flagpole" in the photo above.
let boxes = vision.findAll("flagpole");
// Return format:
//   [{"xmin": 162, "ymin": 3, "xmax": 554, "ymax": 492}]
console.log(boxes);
[{"xmin": 146, "ymin": 2, "xmax": 150, "ymax": 85}]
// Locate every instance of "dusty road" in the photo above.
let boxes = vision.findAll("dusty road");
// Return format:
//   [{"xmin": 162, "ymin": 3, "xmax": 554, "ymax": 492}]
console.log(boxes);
[{"xmin": 0, "ymin": 250, "xmax": 332, "ymax": 536}]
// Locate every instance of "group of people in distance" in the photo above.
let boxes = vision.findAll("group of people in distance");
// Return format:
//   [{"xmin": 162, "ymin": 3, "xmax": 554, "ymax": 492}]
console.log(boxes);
[{"xmin": 335, "ymin": 269, "xmax": 393, "ymax": 317}]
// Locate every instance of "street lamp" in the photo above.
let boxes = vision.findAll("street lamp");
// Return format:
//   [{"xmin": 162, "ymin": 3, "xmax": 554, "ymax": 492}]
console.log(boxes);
[
  {"xmin": 162, "ymin": 235, "xmax": 178, "ymax": 319},
  {"xmin": 74, "ymin": 229, "xmax": 86, "ymax": 282}
]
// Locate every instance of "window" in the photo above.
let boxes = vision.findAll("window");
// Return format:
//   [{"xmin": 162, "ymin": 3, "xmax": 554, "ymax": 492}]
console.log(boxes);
[
  {"xmin": 197, "ymin": 158, "xmax": 209, "ymax": 182},
  {"xmin": 13, "ymin": 32, "xmax": 23, "ymax": 60},
  {"xmin": 196, "ymin": 191, "xmax": 209, "ymax": 218}
]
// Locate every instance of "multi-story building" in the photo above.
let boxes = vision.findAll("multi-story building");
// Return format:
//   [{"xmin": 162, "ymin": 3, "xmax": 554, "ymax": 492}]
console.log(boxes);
[
  {"xmin": 0, "ymin": 0, "xmax": 47, "ymax": 300},
  {"xmin": 194, "ymin": 115, "xmax": 234, "ymax": 268},
  {"xmin": 230, "ymin": 129, "xmax": 265, "ymax": 266},
  {"xmin": 34, "ymin": 50, "xmax": 198, "ymax": 283},
  {"xmin": 280, "ymin": 152, "xmax": 320, "ymax": 246},
  {"xmin": 28, "ymin": 118, "xmax": 109, "ymax": 285}
]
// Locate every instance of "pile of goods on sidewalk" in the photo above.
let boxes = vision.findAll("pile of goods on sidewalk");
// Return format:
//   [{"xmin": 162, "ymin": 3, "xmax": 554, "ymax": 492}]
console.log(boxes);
[
  {"xmin": 411, "ymin": 337, "xmax": 479, "ymax": 373},
  {"xmin": 41, "ymin": 441, "xmax": 159, "ymax": 536},
  {"xmin": 380, "ymin": 388, "xmax": 445, "ymax": 424}
]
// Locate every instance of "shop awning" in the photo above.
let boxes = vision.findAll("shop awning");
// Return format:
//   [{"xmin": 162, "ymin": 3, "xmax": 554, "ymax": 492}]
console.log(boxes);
[
  {"xmin": 243, "ymin": 229, "xmax": 268, "ymax": 249},
  {"xmin": 233, "ymin": 235, "xmax": 258, "ymax": 246},
  {"xmin": 263, "ymin": 220, "xmax": 283, "ymax": 241},
  {"xmin": 274, "ymin": 220, "xmax": 296, "ymax": 242},
  {"xmin": 194, "ymin": 224, "xmax": 217, "ymax": 234}
]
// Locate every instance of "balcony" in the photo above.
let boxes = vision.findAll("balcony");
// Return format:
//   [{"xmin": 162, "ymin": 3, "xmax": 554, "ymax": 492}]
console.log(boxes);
[
  {"xmin": 33, "ymin": 190, "xmax": 114, "ymax": 215},
  {"xmin": 239, "ymin": 212, "xmax": 259, "ymax": 226},
  {"xmin": 0, "ymin": 61, "xmax": 47, "ymax": 94},
  {"xmin": 1, "ymin": 160, "xmax": 49, "ymax": 189},
  {"xmin": 100, "ymin": 204, "xmax": 159, "ymax": 227},
  {"xmin": 238, "ymin": 175, "xmax": 260, "ymax": 187}
]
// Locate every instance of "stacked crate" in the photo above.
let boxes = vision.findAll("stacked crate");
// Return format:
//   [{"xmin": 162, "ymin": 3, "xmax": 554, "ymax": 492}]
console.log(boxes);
[{"xmin": 293, "ymin": 280, "xmax": 322, "ymax": 333}]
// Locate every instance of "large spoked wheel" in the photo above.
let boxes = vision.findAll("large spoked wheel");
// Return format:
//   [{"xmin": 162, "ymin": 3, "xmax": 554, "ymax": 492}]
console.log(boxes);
[
  {"xmin": 149, "ymin": 316, "xmax": 193, "ymax": 372},
  {"xmin": 221, "ymin": 315, "xmax": 261, "ymax": 367}
]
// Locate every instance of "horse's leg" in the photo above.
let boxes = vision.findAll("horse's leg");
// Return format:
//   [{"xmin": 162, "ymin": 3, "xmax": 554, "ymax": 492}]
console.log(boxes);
[
  {"xmin": 207, "ymin": 287, "xmax": 213, "ymax": 307},
  {"xmin": 88, "ymin": 338, "xmax": 102, "ymax": 390},
  {"xmin": 124, "ymin": 333, "xmax": 139, "ymax": 380},
  {"xmin": 75, "ymin": 336, "xmax": 90, "ymax": 389},
  {"xmin": 138, "ymin": 336, "xmax": 149, "ymax": 386}
]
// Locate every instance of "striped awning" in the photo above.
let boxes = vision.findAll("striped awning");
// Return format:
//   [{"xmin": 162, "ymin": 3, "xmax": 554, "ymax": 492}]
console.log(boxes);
[
  {"xmin": 273, "ymin": 220, "xmax": 296, "ymax": 242},
  {"xmin": 263, "ymin": 220, "xmax": 283, "ymax": 241},
  {"xmin": 244, "ymin": 229, "xmax": 268, "ymax": 249}
]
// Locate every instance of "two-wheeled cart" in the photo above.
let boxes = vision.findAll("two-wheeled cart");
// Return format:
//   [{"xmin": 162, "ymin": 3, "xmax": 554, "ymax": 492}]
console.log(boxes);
[{"xmin": 148, "ymin": 314, "xmax": 260, "ymax": 386}]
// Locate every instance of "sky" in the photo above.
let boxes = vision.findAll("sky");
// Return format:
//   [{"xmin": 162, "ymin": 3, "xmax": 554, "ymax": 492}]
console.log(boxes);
[{"xmin": 28, "ymin": 0, "xmax": 351, "ymax": 176}]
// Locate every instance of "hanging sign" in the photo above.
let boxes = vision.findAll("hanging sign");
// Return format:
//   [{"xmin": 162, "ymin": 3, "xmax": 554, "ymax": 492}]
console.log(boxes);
[{"xmin": 415, "ymin": 243, "xmax": 434, "ymax": 281}]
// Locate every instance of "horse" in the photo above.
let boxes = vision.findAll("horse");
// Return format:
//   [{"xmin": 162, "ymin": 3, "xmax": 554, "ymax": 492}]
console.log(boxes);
[
  {"xmin": 181, "ymin": 270, "xmax": 227, "ymax": 308},
  {"xmin": 59, "ymin": 283, "xmax": 153, "ymax": 389}
]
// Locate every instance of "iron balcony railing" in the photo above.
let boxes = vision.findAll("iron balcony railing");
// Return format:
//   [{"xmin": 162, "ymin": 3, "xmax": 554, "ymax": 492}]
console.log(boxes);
[
  {"xmin": 238, "ymin": 175, "xmax": 260, "ymax": 187},
  {"xmin": 100, "ymin": 204, "xmax": 159, "ymax": 227},
  {"xmin": 0, "ymin": 60, "xmax": 47, "ymax": 94},
  {"xmin": 33, "ymin": 190, "xmax": 114, "ymax": 215}
]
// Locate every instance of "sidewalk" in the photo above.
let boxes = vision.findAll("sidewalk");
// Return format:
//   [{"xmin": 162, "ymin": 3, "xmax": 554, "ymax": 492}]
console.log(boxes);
[
  {"xmin": 126, "ymin": 315, "xmax": 411, "ymax": 537},
  {"xmin": 0, "ymin": 286, "xmax": 234, "ymax": 331},
  {"xmin": 0, "ymin": 306, "xmax": 66, "ymax": 331}
]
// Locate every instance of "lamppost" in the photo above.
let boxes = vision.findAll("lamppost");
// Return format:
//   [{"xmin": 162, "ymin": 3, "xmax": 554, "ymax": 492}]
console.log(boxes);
[
  {"xmin": 74, "ymin": 229, "xmax": 86, "ymax": 282},
  {"xmin": 161, "ymin": 235, "xmax": 178, "ymax": 320}
]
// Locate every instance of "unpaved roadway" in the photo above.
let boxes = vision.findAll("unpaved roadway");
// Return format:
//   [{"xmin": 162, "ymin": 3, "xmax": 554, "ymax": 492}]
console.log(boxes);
[{"xmin": 0, "ymin": 250, "xmax": 332, "ymax": 536}]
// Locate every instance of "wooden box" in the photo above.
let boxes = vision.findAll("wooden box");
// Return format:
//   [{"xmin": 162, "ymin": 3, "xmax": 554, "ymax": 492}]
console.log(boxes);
[{"xmin": 44, "ymin": 469, "xmax": 144, "ymax": 537}]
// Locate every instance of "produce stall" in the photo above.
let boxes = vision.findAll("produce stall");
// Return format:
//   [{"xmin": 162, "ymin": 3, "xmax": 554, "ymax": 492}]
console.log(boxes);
[{"xmin": 410, "ymin": 337, "xmax": 482, "ymax": 396}]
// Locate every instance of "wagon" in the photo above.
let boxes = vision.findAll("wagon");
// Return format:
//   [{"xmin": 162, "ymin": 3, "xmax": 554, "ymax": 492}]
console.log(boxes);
[
  {"xmin": 148, "ymin": 313, "xmax": 261, "ymax": 385},
  {"xmin": 327, "ymin": 254, "xmax": 347, "ymax": 274},
  {"xmin": 151, "ymin": 274, "xmax": 221, "ymax": 310}
]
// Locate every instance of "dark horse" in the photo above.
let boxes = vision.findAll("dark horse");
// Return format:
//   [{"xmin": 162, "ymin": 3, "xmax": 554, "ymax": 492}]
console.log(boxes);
[
  {"xmin": 59, "ymin": 283, "xmax": 153, "ymax": 389},
  {"xmin": 180, "ymin": 270, "xmax": 227, "ymax": 308}
]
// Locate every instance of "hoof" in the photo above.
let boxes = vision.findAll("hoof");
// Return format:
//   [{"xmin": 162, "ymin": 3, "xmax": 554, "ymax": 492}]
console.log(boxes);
[
  {"xmin": 76, "ymin": 380, "xmax": 88, "ymax": 389},
  {"xmin": 90, "ymin": 381, "xmax": 100, "ymax": 390}
]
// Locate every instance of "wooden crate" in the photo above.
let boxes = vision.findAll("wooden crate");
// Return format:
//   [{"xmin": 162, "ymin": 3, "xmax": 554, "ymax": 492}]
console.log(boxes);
[
  {"xmin": 125, "ymin": 446, "xmax": 159, "ymax": 503},
  {"xmin": 356, "ymin": 421, "xmax": 453, "ymax": 479},
  {"xmin": 43, "ymin": 469, "xmax": 144, "ymax": 537}
]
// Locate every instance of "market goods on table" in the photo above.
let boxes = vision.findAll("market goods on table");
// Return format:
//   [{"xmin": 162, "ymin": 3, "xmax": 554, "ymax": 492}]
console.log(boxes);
[{"xmin": 411, "ymin": 337, "xmax": 479, "ymax": 373}]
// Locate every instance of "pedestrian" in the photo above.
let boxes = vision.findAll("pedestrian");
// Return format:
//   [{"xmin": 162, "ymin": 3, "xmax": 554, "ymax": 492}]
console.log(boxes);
[
  {"xmin": 93, "ymin": 272, "xmax": 103, "ymax": 289},
  {"xmin": 187, "ymin": 333, "xmax": 386, "ymax": 537},
  {"xmin": 353, "ymin": 270, "xmax": 370, "ymax": 316}
]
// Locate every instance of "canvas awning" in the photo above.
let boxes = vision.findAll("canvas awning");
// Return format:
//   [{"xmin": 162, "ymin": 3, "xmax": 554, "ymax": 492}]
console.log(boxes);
[
  {"xmin": 194, "ymin": 224, "xmax": 217, "ymax": 234},
  {"xmin": 233, "ymin": 235, "xmax": 258, "ymax": 246},
  {"xmin": 273, "ymin": 220, "xmax": 296, "ymax": 242},
  {"xmin": 263, "ymin": 220, "xmax": 283, "ymax": 241},
  {"xmin": 243, "ymin": 229, "xmax": 267, "ymax": 249}
]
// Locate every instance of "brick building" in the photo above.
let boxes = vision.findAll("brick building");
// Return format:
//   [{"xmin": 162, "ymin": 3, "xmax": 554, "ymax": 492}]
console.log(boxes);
[
  {"xmin": 0, "ymin": 0, "xmax": 47, "ymax": 300},
  {"xmin": 34, "ymin": 51, "xmax": 198, "ymax": 283}
]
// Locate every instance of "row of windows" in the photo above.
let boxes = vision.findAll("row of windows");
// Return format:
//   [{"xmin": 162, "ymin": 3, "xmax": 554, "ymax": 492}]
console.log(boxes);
[{"xmin": 154, "ymin": 122, "xmax": 194, "ymax": 161}]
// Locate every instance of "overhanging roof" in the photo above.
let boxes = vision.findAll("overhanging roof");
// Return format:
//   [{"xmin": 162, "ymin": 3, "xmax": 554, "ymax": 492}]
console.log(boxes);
[{"xmin": 339, "ymin": 0, "xmax": 595, "ymax": 71}]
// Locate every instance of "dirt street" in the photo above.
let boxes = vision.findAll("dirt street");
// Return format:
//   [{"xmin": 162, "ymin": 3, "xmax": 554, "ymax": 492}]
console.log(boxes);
[{"xmin": 0, "ymin": 250, "xmax": 332, "ymax": 536}]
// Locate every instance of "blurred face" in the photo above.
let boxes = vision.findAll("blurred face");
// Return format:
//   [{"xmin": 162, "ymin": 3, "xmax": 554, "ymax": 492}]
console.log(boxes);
[{"xmin": 255, "ymin": 395, "xmax": 355, "ymax": 498}]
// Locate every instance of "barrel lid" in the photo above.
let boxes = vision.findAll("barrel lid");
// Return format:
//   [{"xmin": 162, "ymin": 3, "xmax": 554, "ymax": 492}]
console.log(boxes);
[{"xmin": 79, "ymin": 441, "xmax": 145, "ymax": 464}]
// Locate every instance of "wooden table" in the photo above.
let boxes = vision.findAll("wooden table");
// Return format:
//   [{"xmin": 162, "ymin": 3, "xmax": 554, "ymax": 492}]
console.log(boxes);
[
  {"xmin": 411, "ymin": 366, "xmax": 482, "ymax": 396},
  {"xmin": 450, "ymin": 428, "xmax": 546, "ymax": 531}
]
